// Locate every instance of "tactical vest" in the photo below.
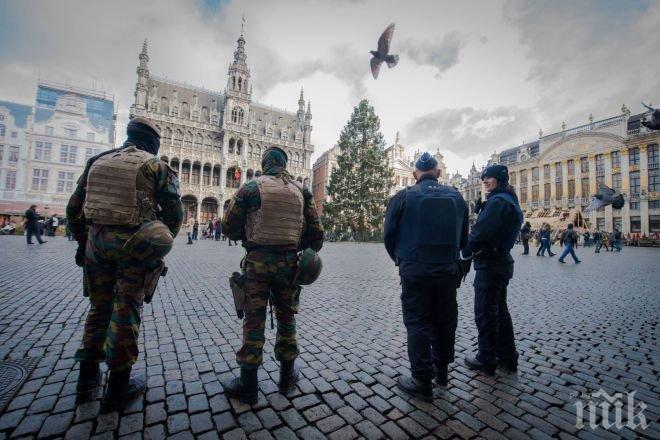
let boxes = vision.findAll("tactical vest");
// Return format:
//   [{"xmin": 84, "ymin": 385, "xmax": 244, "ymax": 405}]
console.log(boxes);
[
  {"xmin": 83, "ymin": 146, "xmax": 156, "ymax": 226},
  {"xmin": 488, "ymin": 192, "xmax": 523, "ymax": 252},
  {"xmin": 246, "ymin": 175, "xmax": 305, "ymax": 246},
  {"xmin": 395, "ymin": 180, "xmax": 465, "ymax": 264}
]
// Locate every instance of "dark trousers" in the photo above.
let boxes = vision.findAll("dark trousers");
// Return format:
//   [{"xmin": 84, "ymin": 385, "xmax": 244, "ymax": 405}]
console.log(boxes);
[
  {"xmin": 522, "ymin": 239, "xmax": 529, "ymax": 254},
  {"xmin": 26, "ymin": 225, "xmax": 45, "ymax": 244},
  {"xmin": 401, "ymin": 275, "xmax": 458, "ymax": 381},
  {"xmin": 192, "ymin": 229, "xmax": 198, "ymax": 240},
  {"xmin": 473, "ymin": 265, "xmax": 517, "ymax": 366}
]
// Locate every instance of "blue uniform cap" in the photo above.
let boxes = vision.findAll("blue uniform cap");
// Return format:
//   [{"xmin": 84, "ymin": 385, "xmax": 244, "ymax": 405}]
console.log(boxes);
[{"xmin": 415, "ymin": 152, "xmax": 438, "ymax": 171}]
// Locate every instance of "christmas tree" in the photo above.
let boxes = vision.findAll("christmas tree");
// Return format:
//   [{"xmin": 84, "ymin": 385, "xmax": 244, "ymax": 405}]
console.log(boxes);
[{"xmin": 324, "ymin": 99, "xmax": 393, "ymax": 241}]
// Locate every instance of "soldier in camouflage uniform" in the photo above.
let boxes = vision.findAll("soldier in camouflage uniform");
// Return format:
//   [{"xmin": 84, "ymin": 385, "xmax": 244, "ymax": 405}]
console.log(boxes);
[
  {"xmin": 66, "ymin": 117, "xmax": 183, "ymax": 413},
  {"xmin": 222, "ymin": 146, "xmax": 324, "ymax": 404}
]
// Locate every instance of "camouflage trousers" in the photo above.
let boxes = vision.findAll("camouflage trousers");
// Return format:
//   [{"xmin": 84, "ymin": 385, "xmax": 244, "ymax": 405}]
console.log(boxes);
[
  {"xmin": 237, "ymin": 250, "xmax": 301, "ymax": 370},
  {"xmin": 74, "ymin": 225, "xmax": 147, "ymax": 372}
]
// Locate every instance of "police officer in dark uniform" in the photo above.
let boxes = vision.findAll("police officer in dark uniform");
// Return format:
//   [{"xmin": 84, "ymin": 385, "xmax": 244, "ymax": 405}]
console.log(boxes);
[
  {"xmin": 384, "ymin": 152, "xmax": 469, "ymax": 401},
  {"xmin": 462, "ymin": 164, "xmax": 523, "ymax": 376}
]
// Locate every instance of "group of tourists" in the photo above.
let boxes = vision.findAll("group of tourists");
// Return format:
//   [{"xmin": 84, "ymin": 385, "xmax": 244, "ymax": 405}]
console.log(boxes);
[
  {"xmin": 184, "ymin": 214, "xmax": 239, "ymax": 245},
  {"xmin": 519, "ymin": 221, "xmax": 623, "ymax": 264}
]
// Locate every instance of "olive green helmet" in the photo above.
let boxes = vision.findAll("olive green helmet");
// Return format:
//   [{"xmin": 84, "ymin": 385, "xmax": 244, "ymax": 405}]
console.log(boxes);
[
  {"xmin": 123, "ymin": 220, "xmax": 174, "ymax": 261},
  {"xmin": 293, "ymin": 248, "xmax": 322, "ymax": 285}
]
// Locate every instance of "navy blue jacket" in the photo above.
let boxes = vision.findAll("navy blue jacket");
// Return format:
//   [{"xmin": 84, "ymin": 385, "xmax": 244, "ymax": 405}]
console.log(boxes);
[
  {"xmin": 462, "ymin": 188, "xmax": 523, "ymax": 269},
  {"xmin": 384, "ymin": 175, "xmax": 469, "ymax": 278}
]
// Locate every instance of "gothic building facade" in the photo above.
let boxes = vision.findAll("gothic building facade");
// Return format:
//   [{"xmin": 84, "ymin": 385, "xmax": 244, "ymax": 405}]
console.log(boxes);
[{"xmin": 129, "ymin": 34, "xmax": 314, "ymax": 223}]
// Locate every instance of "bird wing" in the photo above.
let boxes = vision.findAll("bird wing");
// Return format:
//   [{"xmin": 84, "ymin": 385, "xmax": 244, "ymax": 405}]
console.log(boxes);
[
  {"xmin": 583, "ymin": 197, "xmax": 609, "ymax": 213},
  {"xmin": 378, "ymin": 23, "xmax": 395, "ymax": 54},
  {"xmin": 370, "ymin": 57, "xmax": 382, "ymax": 80}
]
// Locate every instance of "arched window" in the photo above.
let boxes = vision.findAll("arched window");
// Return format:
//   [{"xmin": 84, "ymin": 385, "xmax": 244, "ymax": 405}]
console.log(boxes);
[
  {"xmin": 164, "ymin": 127, "xmax": 172, "ymax": 141},
  {"xmin": 238, "ymin": 77, "xmax": 243, "ymax": 91},
  {"xmin": 231, "ymin": 107, "xmax": 244, "ymax": 125},
  {"xmin": 236, "ymin": 139, "xmax": 243, "ymax": 155},
  {"xmin": 248, "ymin": 144, "xmax": 253, "ymax": 159},
  {"xmin": 194, "ymin": 133, "xmax": 202, "ymax": 148},
  {"xmin": 228, "ymin": 138, "xmax": 235, "ymax": 154},
  {"xmin": 232, "ymin": 76, "xmax": 236, "ymax": 89}
]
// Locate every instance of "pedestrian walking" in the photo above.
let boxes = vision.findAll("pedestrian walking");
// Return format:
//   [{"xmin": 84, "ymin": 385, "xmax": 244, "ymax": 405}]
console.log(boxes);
[
  {"xmin": 25, "ymin": 205, "xmax": 47, "ymax": 245},
  {"xmin": 593, "ymin": 230, "xmax": 602, "ymax": 253},
  {"xmin": 66, "ymin": 117, "xmax": 183, "ymax": 413},
  {"xmin": 536, "ymin": 224, "xmax": 555, "ymax": 256},
  {"xmin": 384, "ymin": 152, "xmax": 469, "ymax": 401},
  {"xmin": 221, "ymin": 146, "xmax": 324, "ymax": 404},
  {"xmin": 192, "ymin": 219, "xmax": 199, "ymax": 240},
  {"xmin": 214, "ymin": 218, "xmax": 222, "ymax": 241},
  {"xmin": 520, "ymin": 222, "xmax": 531, "ymax": 255},
  {"xmin": 51, "ymin": 214, "xmax": 60, "ymax": 236},
  {"xmin": 185, "ymin": 218, "xmax": 194, "ymax": 244},
  {"xmin": 558, "ymin": 224, "xmax": 581, "ymax": 264},
  {"xmin": 611, "ymin": 228, "xmax": 622, "ymax": 252},
  {"xmin": 462, "ymin": 164, "xmax": 523, "ymax": 376}
]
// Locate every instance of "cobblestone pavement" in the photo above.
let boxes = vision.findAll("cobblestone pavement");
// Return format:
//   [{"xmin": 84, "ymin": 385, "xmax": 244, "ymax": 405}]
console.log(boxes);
[{"xmin": 0, "ymin": 235, "xmax": 658, "ymax": 439}]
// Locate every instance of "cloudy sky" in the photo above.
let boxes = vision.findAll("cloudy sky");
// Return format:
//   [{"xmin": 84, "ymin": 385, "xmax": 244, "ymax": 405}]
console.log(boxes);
[{"xmin": 1, "ymin": 0, "xmax": 658, "ymax": 176}]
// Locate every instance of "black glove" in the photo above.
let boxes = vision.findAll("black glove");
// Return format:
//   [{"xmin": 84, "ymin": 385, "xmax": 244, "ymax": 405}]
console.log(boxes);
[{"xmin": 75, "ymin": 242, "xmax": 86, "ymax": 267}]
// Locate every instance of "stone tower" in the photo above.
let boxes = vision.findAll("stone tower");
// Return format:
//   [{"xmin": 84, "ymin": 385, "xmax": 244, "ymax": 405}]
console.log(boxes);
[{"xmin": 134, "ymin": 39, "xmax": 149, "ymax": 111}]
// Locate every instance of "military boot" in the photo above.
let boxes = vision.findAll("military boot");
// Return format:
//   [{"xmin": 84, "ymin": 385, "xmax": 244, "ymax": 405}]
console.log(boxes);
[
  {"xmin": 434, "ymin": 364, "xmax": 449, "ymax": 387},
  {"xmin": 76, "ymin": 360, "xmax": 101, "ymax": 403},
  {"xmin": 100, "ymin": 368, "xmax": 146, "ymax": 414},
  {"xmin": 222, "ymin": 367, "xmax": 258, "ymax": 405},
  {"xmin": 278, "ymin": 360, "xmax": 299, "ymax": 395}
]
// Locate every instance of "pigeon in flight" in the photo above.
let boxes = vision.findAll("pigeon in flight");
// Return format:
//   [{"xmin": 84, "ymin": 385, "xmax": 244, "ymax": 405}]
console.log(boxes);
[
  {"xmin": 370, "ymin": 23, "xmax": 399, "ymax": 80},
  {"xmin": 641, "ymin": 102, "xmax": 660, "ymax": 131},
  {"xmin": 583, "ymin": 183, "xmax": 625, "ymax": 212}
]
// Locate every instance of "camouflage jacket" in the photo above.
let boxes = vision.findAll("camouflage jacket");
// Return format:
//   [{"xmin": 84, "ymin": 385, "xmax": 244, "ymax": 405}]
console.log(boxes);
[
  {"xmin": 223, "ymin": 171, "xmax": 324, "ymax": 253},
  {"xmin": 66, "ymin": 146, "xmax": 184, "ymax": 243}
]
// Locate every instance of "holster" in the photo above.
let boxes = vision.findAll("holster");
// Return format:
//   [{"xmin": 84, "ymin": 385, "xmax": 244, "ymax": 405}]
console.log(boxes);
[
  {"xmin": 459, "ymin": 258, "xmax": 472, "ymax": 282},
  {"xmin": 144, "ymin": 259, "xmax": 167, "ymax": 304},
  {"xmin": 229, "ymin": 271, "xmax": 247, "ymax": 319}
]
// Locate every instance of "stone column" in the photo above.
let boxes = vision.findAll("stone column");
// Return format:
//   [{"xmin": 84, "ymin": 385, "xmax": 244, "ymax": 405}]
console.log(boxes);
[
  {"xmin": 220, "ymin": 165, "xmax": 227, "ymax": 189},
  {"xmin": 526, "ymin": 169, "xmax": 533, "ymax": 209},
  {"xmin": 640, "ymin": 145, "xmax": 649, "ymax": 235},
  {"xmin": 562, "ymin": 160, "xmax": 569, "ymax": 209},
  {"xmin": 604, "ymin": 150, "xmax": 614, "ymax": 231},
  {"xmin": 550, "ymin": 163, "xmax": 557, "ymax": 202},
  {"xmin": 539, "ymin": 168, "xmax": 546, "ymax": 204},
  {"xmin": 620, "ymin": 149, "xmax": 630, "ymax": 233}
]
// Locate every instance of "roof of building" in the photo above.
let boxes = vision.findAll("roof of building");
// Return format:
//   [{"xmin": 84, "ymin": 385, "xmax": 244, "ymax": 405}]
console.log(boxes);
[
  {"xmin": 0, "ymin": 100, "xmax": 33, "ymax": 128},
  {"xmin": 149, "ymin": 77, "xmax": 224, "ymax": 115},
  {"xmin": 35, "ymin": 84, "xmax": 114, "ymax": 132}
]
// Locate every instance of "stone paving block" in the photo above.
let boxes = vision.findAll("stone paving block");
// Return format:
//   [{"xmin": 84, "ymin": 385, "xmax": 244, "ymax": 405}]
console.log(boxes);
[
  {"xmin": 167, "ymin": 412, "xmax": 190, "ymax": 434},
  {"xmin": 64, "ymin": 421, "xmax": 93, "ymax": 439},
  {"xmin": 327, "ymin": 424, "xmax": 359, "ymax": 440},
  {"xmin": 272, "ymin": 426, "xmax": 297, "ymax": 440},
  {"xmin": 280, "ymin": 408, "xmax": 306, "ymax": 431},
  {"xmin": 146, "ymin": 402, "xmax": 167, "ymax": 426},
  {"xmin": 213, "ymin": 411, "xmax": 237, "ymax": 432},
  {"xmin": 224, "ymin": 427, "xmax": 248, "ymax": 440},
  {"xmin": 12, "ymin": 413, "xmax": 48, "ymax": 437},
  {"xmin": 118, "ymin": 412, "xmax": 144, "ymax": 436},
  {"xmin": 190, "ymin": 411, "xmax": 214, "ymax": 434},
  {"xmin": 238, "ymin": 411, "xmax": 263, "ymax": 433},
  {"xmin": 38, "ymin": 410, "xmax": 74, "ymax": 437}
]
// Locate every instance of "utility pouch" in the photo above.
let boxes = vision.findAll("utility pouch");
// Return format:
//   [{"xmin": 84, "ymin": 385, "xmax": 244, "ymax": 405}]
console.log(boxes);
[{"xmin": 144, "ymin": 259, "xmax": 166, "ymax": 304}]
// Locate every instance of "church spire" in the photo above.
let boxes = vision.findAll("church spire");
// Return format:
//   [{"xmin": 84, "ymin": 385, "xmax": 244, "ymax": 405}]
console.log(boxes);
[
  {"xmin": 134, "ymin": 39, "xmax": 150, "ymax": 110},
  {"xmin": 227, "ymin": 23, "xmax": 250, "ymax": 101},
  {"xmin": 305, "ymin": 101, "xmax": 312, "ymax": 121},
  {"xmin": 297, "ymin": 88, "xmax": 305, "ymax": 123}
]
